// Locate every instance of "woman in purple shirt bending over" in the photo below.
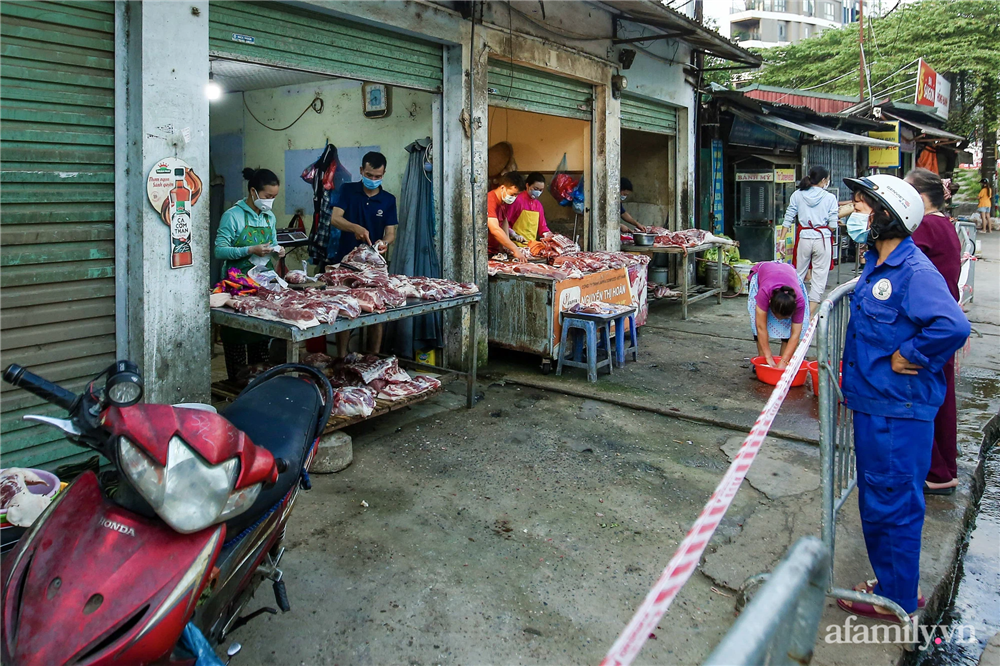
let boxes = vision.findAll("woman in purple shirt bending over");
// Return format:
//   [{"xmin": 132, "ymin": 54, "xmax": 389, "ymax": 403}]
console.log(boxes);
[
  {"xmin": 747, "ymin": 261, "xmax": 809, "ymax": 369},
  {"xmin": 905, "ymin": 168, "xmax": 962, "ymax": 495}
]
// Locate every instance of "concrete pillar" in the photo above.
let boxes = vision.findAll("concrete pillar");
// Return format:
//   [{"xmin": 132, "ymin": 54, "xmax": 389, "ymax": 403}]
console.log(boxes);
[
  {"xmin": 117, "ymin": 1, "xmax": 211, "ymax": 404},
  {"xmin": 594, "ymin": 85, "xmax": 620, "ymax": 251}
]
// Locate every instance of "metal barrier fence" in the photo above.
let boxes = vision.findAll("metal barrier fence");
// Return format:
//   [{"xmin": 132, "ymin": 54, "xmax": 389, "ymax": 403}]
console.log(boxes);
[
  {"xmin": 704, "ymin": 537, "xmax": 830, "ymax": 666},
  {"xmin": 740, "ymin": 278, "xmax": 910, "ymax": 625},
  {"xmin": 816, "ymin": 279, "xmax": 910, "ymax": 624}
]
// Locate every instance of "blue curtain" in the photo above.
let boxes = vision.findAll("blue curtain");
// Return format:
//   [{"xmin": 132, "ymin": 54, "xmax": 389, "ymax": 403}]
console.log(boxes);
[{"xmin": 389, "ymin": 138, "xmax": 443, "ymax": 359}]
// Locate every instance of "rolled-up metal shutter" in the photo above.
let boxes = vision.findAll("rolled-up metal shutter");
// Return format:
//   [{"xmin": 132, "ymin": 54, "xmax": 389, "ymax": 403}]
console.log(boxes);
[
  {"xmin": 488, "ymin": 61, "xmax": 593, "ymax": 120},
  {"xmin": 621, "ymin": 94, "xmax": 678, "ymax": 135},
  {"xmin": 1, "ymin": 0, "xmax": 116, "ymax": 469},
  {"xmin": 209, "ymin": 1, "xmax": 443, "ymax": 92}
]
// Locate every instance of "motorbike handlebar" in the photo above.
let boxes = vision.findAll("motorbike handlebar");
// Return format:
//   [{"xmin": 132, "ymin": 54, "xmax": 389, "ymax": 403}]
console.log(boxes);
[{"xmin": 3, "ymin": 364, "xmax": 79, "ymax": 412}]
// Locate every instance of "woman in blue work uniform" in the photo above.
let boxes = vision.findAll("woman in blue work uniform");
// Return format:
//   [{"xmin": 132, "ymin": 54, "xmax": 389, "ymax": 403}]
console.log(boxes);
[{"xmin": 837, "ymin": 174, "xmax": 970, "ymax": 620}]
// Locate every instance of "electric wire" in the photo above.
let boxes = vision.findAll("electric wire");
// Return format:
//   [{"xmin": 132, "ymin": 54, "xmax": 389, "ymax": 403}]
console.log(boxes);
[{"xmin": 242, "ymin": 93, "xmax": 323, "ymax": 132}]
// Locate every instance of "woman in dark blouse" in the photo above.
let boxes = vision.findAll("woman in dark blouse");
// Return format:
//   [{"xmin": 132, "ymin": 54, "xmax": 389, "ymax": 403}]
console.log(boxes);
[{"xmin": 905, "ymin": 168, "xmax": 962, "ymax": 494}]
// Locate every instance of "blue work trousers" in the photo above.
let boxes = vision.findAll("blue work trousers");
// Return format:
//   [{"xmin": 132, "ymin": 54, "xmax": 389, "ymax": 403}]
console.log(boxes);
[{"xmin": 853, "ymin": 412, "xmax": 933, "ymax": 613}]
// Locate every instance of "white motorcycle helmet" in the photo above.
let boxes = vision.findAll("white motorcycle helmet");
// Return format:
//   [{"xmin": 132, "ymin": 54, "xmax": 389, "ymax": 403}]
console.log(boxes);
[{"xmin": 843, "ymin": 174, "xmax": 924, "ymax": 233}]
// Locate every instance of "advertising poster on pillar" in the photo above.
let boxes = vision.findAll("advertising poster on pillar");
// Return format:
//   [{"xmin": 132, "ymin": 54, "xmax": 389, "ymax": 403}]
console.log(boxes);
[{"xmin": 147, "ymin": 158, "xmax": 203, "ymax": 269}]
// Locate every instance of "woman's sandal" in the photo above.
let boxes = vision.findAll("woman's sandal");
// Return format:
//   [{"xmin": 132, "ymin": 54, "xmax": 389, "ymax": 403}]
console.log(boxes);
[{"xmin": 836, "ymin": 579, "xmax": 924, "ymax": 619}]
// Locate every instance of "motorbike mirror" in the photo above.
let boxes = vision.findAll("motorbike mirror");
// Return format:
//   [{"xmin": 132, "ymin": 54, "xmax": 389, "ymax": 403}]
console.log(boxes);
[
  {"xmin": 106, "ymin": 360, "xmax": 143, "ymax": 407},
  {"xmin": 226, "ymin": 642, "xmax": 243, "ymax": 662}
]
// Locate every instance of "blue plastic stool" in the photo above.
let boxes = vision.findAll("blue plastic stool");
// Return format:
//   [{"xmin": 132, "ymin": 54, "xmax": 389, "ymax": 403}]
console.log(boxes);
[
  {"xmin": 556, "ymin": 315, "xmax": 613, "ymax": 383},
  {"xmin": 612, "ymin": 313, "xmax": 638, "ymax": 367}
]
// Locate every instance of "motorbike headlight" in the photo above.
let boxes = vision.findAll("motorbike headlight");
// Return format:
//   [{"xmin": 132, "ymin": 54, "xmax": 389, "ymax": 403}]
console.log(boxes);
[{"xmin": 118, "ymin": 436, "xmax": 249, "ymax": 534}]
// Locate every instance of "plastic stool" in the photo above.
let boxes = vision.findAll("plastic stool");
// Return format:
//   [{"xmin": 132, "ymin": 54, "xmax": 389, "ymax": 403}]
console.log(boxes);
[
  {"xmin": 612, "ymin": 313, "xmax": 638, "ymax": 367},
  {"xmin": 556, "ymin": 315, "xmax": 613, "ymax": 383}
]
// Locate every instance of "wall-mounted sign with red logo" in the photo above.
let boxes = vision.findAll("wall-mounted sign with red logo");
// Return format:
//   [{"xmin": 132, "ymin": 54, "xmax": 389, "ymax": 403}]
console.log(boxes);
[
  {"xmin": 147, "ymin": 158, "xmax": 203, "ymax": 269},
  {"xmin": 915, "ymin": 58, "xmax": 936, "ymax": 107},
  {"xmin": 914, "ymin": 58, "xmax": 950, "ymax": 120}
]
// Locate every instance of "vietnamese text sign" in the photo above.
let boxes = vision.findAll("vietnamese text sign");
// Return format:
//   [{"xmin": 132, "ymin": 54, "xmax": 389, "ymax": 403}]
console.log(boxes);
[
  {"xmin": 552, "ymin": 268, "xmax": 633, "ymax": 354},
  {"xmin": 868, "ymin": 121, "xmax": 900, "ymax": 169},
  {"xmin": 736, "ymin": 171, "xmax": 774, "ymax": 182},
  {"xmin": 774, "ymin": 169, "xmax": 796, "ymax": 183},
  {"xmin": 711, "ymin": 139, "xmax": 725, "ymax": 235},
  {"xmin": 914, "ymin": 58, "xmax": 950, "ymax": 121}
]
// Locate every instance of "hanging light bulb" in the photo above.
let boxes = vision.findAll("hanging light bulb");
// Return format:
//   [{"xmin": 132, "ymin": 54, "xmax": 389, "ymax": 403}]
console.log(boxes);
[{"xmin": 205, "ymin": 69, "xmax": 222, "ymax": 101}]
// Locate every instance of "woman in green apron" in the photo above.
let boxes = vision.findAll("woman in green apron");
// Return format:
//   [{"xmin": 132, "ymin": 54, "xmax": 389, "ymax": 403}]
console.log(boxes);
[{"xmin": 214, "ymin": 167, "xmax": 285, "ymax": 382}]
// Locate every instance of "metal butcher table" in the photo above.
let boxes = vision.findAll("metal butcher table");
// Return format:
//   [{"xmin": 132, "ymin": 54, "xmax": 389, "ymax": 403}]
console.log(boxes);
[
  {"xmin": 621, "ymin": 241, "xmax": 727, "ymax": 320},
  {"xmin": 211, "ymin": 294, "xmax": 481, "ymax": 408}
]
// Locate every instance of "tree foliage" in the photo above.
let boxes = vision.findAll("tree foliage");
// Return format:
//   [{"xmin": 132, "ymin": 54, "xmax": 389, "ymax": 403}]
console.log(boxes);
[{"xmin": 743, "ymin": 0, "xmax": 1000, "ymax": 137}]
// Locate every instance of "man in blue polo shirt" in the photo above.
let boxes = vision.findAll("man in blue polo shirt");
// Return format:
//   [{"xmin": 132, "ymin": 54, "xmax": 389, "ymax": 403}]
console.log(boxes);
[{"xmin": 330, "ymin": 151, "xmax": 398, "ymax": 356}]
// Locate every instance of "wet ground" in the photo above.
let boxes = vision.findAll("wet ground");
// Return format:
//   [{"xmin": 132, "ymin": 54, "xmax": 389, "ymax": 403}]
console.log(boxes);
[{"xmin": 224, "ymin": 238, "xmax": 1000, "ymax": 665}]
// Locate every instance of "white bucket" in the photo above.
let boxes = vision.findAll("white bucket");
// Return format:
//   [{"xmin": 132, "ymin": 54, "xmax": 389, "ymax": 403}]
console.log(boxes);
[{"xmin": 732, "ymin": 264, "xmax": 753, "ymax": 296}]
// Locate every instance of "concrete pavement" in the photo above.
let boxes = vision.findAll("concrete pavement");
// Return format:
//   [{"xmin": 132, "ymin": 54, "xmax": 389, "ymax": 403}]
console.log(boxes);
[{"xmin": 224, "ymin": 237, "xmax": 999, "ymax": 665}]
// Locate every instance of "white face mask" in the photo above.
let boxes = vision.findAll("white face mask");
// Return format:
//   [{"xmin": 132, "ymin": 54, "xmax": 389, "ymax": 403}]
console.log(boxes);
[
  {"xmin": 502, "ymin": 190, "xmax": 517, "ymax": 205},
  {"xmin": 252, "ymin": 189, "xmax": 275, "ymax": 212},
  {"xmin": 620, "ymin": 195, "xmax": 628, "ymax": 202}
]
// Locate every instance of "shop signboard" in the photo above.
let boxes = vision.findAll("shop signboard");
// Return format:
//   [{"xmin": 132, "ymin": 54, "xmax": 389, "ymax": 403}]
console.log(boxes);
[
  {"xmin": 147, "ymin": 157, "xmax": 202, "ymax": 269},
  {"xmin": 553, "ymin": 268, "xmax": 637, "ymax": 354},
  {"xmin": 711, "ymin": 139, "xmax": 725, "ymax": 235},
  {"xmin": 774, "ymin": 169, "xmax": 796, "ymax": 183},
  {"xmin": 914, "ymin": 58, "xmax": 950, "ymax": 120},
  {"xmin": 868, "ymin": 121, "xmax": 900, "ymax": 169},
  {"xmin": 735, "ymin": 171, "xmax": 774, "ymax": 182}
]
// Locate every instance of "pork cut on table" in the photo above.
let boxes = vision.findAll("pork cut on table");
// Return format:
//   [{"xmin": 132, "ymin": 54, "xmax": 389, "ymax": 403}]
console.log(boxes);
[
  {"xmin": 332, "ymin": 386, "xmax": 377, "ymax": 418},
  {"xmin": 567, "ymin": 301, "xmax": 633, "ymax": 316},
  {"xmin": 341, "ymin": 244, "xmax": 387, "ymax": 271},
  {"xmin": 652, "ymin": 228, "xmax": 709, "ymax": 248},
  {"xmin": 344, "ymin": 354, "xmax": 411, "ymax": 385},
  {"xmin": 529, "ymin": 233, "xmax": 580, "ymax": 259},
  {"xmin": 377, "ymin": 375, "xmax": 442, "ymax": 401}
]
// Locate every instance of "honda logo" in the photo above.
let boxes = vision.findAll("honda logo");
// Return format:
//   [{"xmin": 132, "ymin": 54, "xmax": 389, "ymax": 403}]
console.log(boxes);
[{"xmin": 100, "ymin": 518, "xmax": 136, "ymax": 537}]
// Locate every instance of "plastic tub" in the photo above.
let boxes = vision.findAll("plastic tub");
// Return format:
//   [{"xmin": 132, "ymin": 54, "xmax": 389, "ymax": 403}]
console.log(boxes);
[
  {"xmin": 807, "ymin": 360, "xmax": 842, "ymax": 395},
  {"xmin": 751, "ymin": 356, "xmax": 808, "ymax": 387},
  {"xmin": 732, "ymin": 264, "xmax": 753, "ymax": 295}
]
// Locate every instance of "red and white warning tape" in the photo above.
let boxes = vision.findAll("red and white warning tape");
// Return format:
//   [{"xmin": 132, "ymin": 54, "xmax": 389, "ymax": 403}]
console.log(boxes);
[{"xmin": 600, "ymin": 316, "xmax": 819, "ymax": 666}]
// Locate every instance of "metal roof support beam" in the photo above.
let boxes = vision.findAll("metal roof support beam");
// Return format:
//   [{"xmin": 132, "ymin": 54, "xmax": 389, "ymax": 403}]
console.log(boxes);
[{"xmin": 612, "ymin": 30, "xmax": 693, "ymax": 45}]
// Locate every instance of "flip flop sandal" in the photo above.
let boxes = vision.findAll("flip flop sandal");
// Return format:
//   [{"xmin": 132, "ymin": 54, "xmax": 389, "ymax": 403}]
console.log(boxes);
[
  {"xmin": 851, "ymin": 579, "xmax": 925, "ymax": 609},
  {"xmin": 837, "ymin": 598, "xmax": 910, "ymax": 621},
  {"xmin": 924, "ymin": 483, "xmax": 957, "ymax": 496}
]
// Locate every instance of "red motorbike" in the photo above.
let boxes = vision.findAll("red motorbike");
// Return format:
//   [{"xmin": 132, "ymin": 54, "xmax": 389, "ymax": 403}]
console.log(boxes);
[{"xmin": 1, "ymin": 360, "xmax": 333, "ymax": 665}]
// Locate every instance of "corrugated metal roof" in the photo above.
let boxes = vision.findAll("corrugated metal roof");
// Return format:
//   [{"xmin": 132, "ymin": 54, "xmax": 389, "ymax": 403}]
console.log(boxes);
[
  {"xmin": 741, "ymin": 89, "xmax": 856, "ymax": 114},
  {"xmin": 600, "ymin": 0, "xmax": 761, "ymax": 66}
]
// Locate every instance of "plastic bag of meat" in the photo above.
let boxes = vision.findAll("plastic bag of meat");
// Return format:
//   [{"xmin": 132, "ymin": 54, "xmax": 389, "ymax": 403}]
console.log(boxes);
[
  {"xmin": 285, "ymin": 271, "xmax": 307, "ymax": 284},
  {"xmin": 332, "ymin": 386, "xmax": 377, "ymax": 418},
  {"xmin": 341, "ymin": 244, "xmax": 387, "ymax": 271},
  {"xmin": 1, "ymin": 468, "xmax": 56, "ymax": 527},
  {"xmin": 378, "ymin": 375, "xmax": 442, "ymax": 401}
]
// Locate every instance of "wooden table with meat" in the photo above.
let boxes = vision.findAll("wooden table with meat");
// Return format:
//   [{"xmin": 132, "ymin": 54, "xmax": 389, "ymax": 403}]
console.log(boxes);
[{"xmin": 621, "ymin": 229, "xmax": 731, "ymax": 320}]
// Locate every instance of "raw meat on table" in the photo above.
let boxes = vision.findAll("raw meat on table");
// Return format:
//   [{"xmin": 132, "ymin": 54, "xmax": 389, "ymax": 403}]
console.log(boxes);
[
  {"xmin": 652, "ymin": 228, "xmax": 709, "ymax": 248},
  {"xmin": 529, "ymin": 234, "xmax": 580, "ymax": 259},
  {"xmin": 341, "ymin": 243, "xmax": 387, "ymax": 271},
  {"xmin": 332, "ymin": 386, "xmax": 377, "ymax": 418},
  {"xmin": 567, "ymin": 301, "xmax": 633, "ymax": 316},
  {"xmin": 345, "ymin": 354, "xmax": 411, "ymax": 385},
  {"xmin": 378, "ymin": 375, "xmax": 442, "ymax": 401}
]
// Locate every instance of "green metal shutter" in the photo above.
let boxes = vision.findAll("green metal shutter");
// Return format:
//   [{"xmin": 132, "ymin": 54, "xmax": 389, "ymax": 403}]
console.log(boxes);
[
  {"xmin": 1, "ymin": 0, "xmax": 116, "ymax": 470},
  {"xmin": 488, "ymin": 61, "xmax": 593, "ymax": 120},
  {"xmin": 209, "ymin": 1, "xmax": 443, "ymax": 92},
  {"xmin": 621, "ymin": 94, "xmax": 678, "ymax": 135}
]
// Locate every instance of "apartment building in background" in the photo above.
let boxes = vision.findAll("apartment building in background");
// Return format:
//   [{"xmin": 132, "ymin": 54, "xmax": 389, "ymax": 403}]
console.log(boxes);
[{"xmin": 730, "ymin": 0, "xmax": 862, "ymax": 48}]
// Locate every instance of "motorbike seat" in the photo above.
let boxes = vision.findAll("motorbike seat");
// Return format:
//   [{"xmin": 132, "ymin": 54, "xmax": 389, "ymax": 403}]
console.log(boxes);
[{"xmin": 220, "ymin": 375, "xmax": 323, "ymax": 539}]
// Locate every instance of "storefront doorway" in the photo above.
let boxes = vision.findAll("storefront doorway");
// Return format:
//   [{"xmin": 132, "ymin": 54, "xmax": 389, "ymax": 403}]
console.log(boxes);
[{"xmin": 486, "ymin": 60, "xmax": 593, "ymax": 248}]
